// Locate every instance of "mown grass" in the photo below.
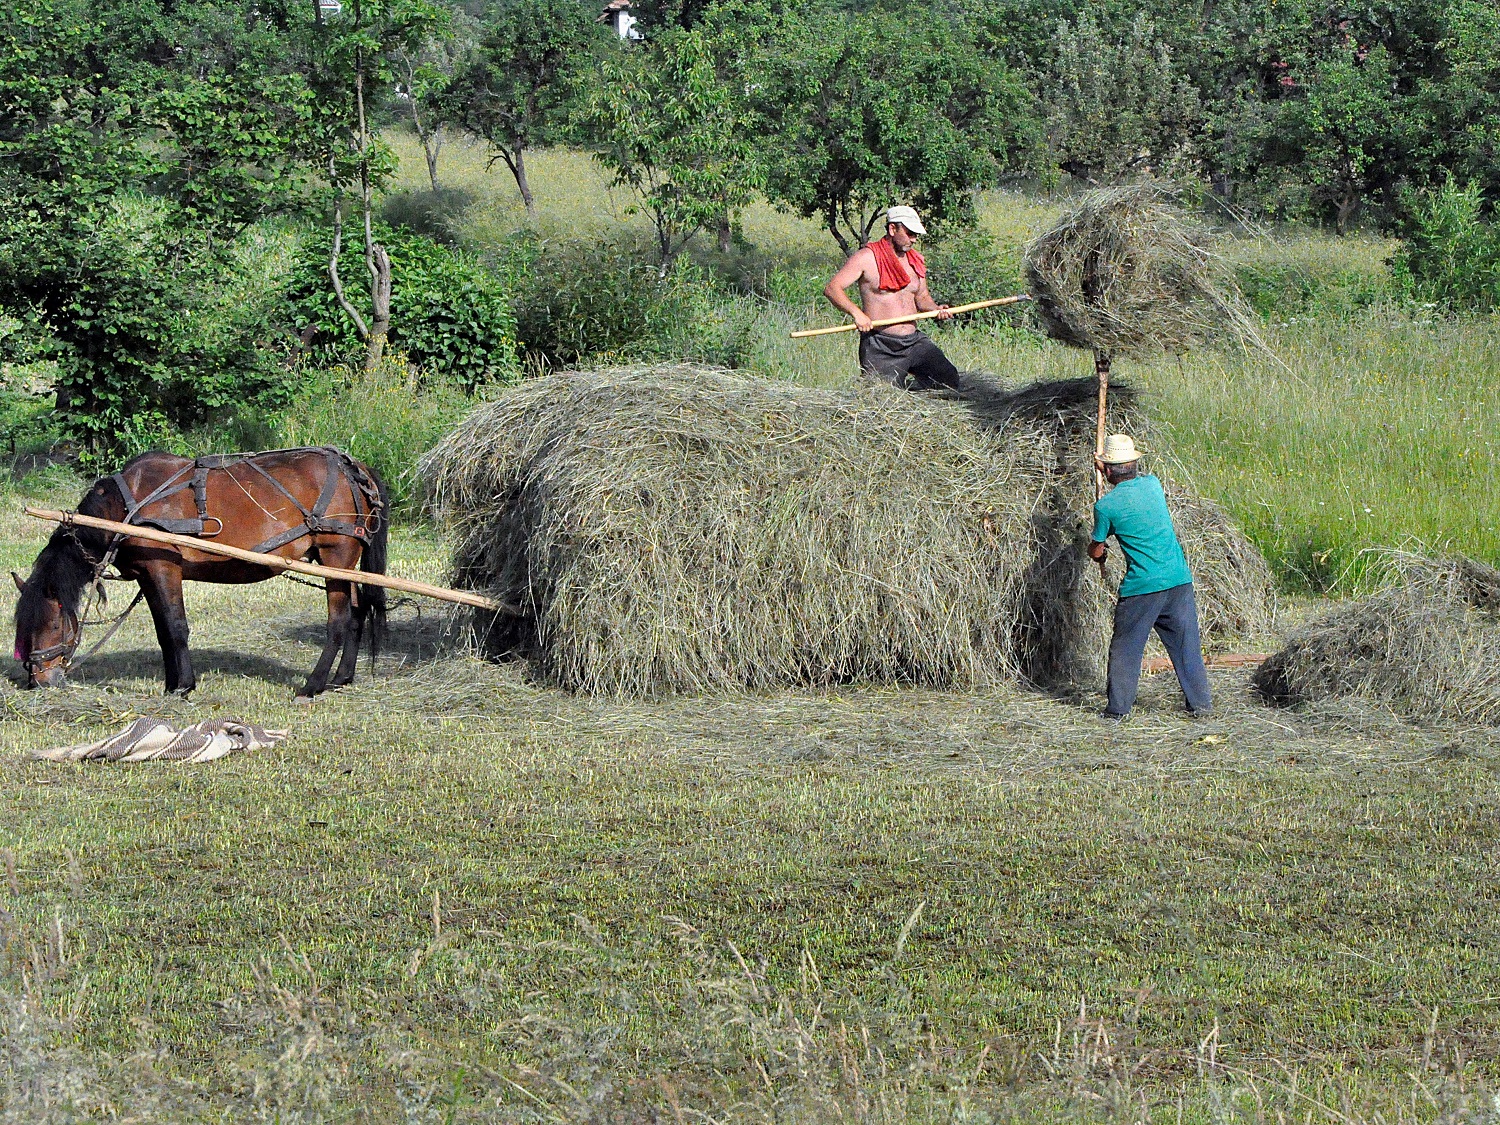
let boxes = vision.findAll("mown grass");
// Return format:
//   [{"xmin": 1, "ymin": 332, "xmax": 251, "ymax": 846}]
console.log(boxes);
[
  {"xmin": 3, "ymin": 498, "xmax": 1500, "ymax": 1120},
  {"xmin": 4, "ymin": 141, "xmax": 1498, "ymax": 1121},
  {"xmin": 382, "ymin": 132, "xmax": 1498, "ymax": 593}
]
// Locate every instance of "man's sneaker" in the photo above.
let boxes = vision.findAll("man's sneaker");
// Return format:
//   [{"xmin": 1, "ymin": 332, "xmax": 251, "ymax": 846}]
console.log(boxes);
[{"xmin": 1098, "ymin": 710, "xmax": 1128, "ymax": 724}]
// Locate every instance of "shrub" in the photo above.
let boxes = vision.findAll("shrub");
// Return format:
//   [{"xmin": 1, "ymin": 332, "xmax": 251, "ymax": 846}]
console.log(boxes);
[
  {"xmin": 377, "ymin": 187, "xmax": 476, "ymax": 247},
  {"xmin": 511, "ymin": 236, "xmax": 753, "ymax": 369},
  {"xmin": 1391, "ymin": 178, "xmax": 1500, "ymax": 310},
  {"xmin": 921, "ymin": 225, "xmax": 1028, "ymax": 327},
  {"xmin": 19, "ymin": 200, "xmax": 298, "ymax": 462},
  {"xmin": 287, "ymin": 225, "xmax": 518, "ymax": 391}
]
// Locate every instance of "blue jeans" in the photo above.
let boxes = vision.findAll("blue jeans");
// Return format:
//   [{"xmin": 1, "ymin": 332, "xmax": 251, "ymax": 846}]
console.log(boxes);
[{"xmin": 1106, "ymin": 582, "xmax": 1212, "ymax": 716}]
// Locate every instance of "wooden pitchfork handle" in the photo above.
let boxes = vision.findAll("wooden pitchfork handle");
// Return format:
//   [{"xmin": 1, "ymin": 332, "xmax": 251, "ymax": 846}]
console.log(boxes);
[{"xmin": 790, "ymin": 295, "xmax": 1031, "ymax": 338}]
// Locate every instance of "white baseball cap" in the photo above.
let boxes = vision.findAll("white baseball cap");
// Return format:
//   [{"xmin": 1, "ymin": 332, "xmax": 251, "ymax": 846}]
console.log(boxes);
[
  {"xmin": 1099, "ymin": 434, "xmax": 1149, "ymax": 464},
  {"xmin": 886, "ymin": 205, "xmax": 927, "ymax": 235}
]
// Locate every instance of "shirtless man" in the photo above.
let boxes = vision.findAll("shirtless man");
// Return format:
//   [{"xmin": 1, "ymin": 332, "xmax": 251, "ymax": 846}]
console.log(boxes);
[{"xmin": 822, "ymin": 205, "xmax": 958, "ymax": 391}]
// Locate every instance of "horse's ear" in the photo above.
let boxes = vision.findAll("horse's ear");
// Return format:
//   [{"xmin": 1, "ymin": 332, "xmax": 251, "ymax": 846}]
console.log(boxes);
[{"xmin": 10, "ymin": 571, "xmax": 24, "ymax": 594}]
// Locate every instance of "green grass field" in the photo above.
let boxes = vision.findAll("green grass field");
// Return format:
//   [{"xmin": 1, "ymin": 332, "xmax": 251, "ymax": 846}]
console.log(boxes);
[{"xmin": 3, "ymin": 141, "xmax": 1500, "ymax": 1122}]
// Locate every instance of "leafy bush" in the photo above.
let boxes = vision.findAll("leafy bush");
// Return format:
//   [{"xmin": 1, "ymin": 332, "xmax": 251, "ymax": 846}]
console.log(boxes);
[
  {"xmin": 377, "ymin": 187, "xmax": 476, "ymax": 247},
  {"xmin": 922, "ymin": 225, "xmax": 1028, "ymax": 327},
  {"xmin": 1391, "ymin": 178, "xmax": 1500, "ymax": 310},
  {"xmin": 287, "ymin": 225, "xmax": 518, "ymax": 390},
  {"xmin": 12, "ymin": 200, "xmax": 298, "ymax": 462},
  {"xmin": 512, "ymin": 236, "xmax": 753, "ymax": 368}
]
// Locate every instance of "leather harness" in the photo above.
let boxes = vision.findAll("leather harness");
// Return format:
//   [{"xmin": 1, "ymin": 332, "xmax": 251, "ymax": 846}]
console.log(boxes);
[{"xmin": 109, "ymin": 447, "xmax": 384, "ymax": 556}]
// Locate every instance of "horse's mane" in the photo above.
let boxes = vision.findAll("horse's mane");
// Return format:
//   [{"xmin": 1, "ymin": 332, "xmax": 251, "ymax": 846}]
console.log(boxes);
[{"xmin": 14, "ymin": 522, "xmax": 107, "ymax": 659}]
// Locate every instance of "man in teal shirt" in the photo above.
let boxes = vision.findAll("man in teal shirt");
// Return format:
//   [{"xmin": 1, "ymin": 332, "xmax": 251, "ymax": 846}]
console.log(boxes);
[{"xmin": 1086, "ymin": 434, "xmax": 1211, "ymax": 719}]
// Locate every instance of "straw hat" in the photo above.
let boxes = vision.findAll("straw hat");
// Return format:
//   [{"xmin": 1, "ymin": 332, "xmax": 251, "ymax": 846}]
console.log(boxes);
[{"xmin": 1098, "ymin": 434, "xmax": 1148, "ymax": 464}]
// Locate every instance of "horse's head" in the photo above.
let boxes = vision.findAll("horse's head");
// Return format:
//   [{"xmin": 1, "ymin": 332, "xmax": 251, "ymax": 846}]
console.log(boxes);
[{"xmin": 12, "ymin": 569, "xmax": 79, "ymax": 688}]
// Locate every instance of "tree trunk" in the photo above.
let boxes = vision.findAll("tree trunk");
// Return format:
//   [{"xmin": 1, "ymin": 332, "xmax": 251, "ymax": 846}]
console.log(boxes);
[
  {"xmin": 1335, "ymin": 184, "xmax": 1360, "ymax": 236},
  {"xmin": 828, "ymin": 214, "xmax": 851, "ymax": 257},
  {"xmin": 513, "ymin": 144, "xmax": 535, "ymax": 219},
  {"xmin": 365, "ymin": 244, "xmax": 392, "ymax": 370},
  {"xmin": 716, "ymin": 210, "xmax": 731, "ymax": 253},
  {"xmin": 355, "ymin": 53, "xmax": 392, "ymax": 371},
  {"xmin": 328, "ymin": 192, "xmax": 370, "ymax": 342},
  {"xmin": 422, "ymin": 129, "xmax": 442, "ymax": 193}
]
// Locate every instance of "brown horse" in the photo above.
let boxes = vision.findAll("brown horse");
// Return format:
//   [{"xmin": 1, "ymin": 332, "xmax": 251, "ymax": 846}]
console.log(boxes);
[{"xmin": 12, "ymin": 447, "xmax": 389, "ymax": 700}]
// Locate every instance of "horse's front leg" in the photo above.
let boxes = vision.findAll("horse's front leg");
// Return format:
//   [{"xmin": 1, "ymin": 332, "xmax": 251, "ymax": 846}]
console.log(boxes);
[
  {"xmin": 297, "ymin": 579, "xmax": 351, "ymax": 701},
  {"xmin": 138, "ymin": 563, "xmax": 195, "ymax": 696}
]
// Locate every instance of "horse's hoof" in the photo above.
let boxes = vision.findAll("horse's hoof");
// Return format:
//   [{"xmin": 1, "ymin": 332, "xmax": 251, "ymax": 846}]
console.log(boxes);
[{"xmin": 293, "ymin": 694, "xmax": 315, "ymax": 706}]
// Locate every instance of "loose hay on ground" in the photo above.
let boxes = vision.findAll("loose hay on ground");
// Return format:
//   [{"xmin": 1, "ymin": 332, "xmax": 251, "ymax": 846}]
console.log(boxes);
[
  {"xmin": 1254, "ymin": 552, "xmax": 1500, "ymax": 723},
  {"xmin": 422, "ymin": 365, "xmax": 1275, "ymax": 697}
]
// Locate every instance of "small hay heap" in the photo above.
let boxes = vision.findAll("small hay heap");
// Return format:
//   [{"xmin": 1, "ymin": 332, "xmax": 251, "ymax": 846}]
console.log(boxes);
[
  {"xmin": 1255, "ymin": 553, "xmax": 1500, "ymax": 723},
  {"xmin": 422, "ymin": 365, "xmax": 1275, "ymax": 697},
  {"xmin": 1023, "ymin": 183, "xmax": 1263, "ymax": 358}
]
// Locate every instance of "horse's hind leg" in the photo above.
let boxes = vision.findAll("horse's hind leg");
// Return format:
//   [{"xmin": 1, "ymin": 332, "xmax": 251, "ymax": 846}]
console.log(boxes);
[
  {"xmin": 329, "ymin": 595, "xmax": 367, "ymax": 688},
  {"xmin": 138, "ymin": 564, "xmax": 196, "ymax": 696},
  {"xmin": 297, "ymin": 579, "xmax": 352, "ymax": 701}
]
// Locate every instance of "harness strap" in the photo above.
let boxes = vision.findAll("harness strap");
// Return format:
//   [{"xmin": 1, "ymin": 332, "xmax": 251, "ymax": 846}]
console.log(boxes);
[{"xmin": 67, "ymin": 589, "xmax": 146, "ymax": 671}]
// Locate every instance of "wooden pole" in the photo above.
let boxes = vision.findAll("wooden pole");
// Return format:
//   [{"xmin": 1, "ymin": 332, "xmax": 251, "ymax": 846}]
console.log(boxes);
[
  {"xmin": 1093, "ymin": 350, "xmax": 1111, "ymax": 579},
  {"xmin": 789, "ymin": 294, "xmax": 1030, "ymax": 338},
  {"xmin": 1093, "ymin": 350, "xmax": 1111, "ymax": 500},
  {"xmin": 24, "ymin": 507, "xmax": 517, "ymax": 615}
]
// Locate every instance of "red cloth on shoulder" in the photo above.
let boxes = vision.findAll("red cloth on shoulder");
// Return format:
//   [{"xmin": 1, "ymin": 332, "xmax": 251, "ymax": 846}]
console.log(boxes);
[{"xmin": 868, "ymin": 236, "xmax": 926, "ymax": 292}]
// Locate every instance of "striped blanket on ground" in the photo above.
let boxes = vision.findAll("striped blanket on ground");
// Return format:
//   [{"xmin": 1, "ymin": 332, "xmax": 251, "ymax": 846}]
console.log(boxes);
[{"xmin": 32, "ymin": 717, "xmax": 288, "ymax": 763}]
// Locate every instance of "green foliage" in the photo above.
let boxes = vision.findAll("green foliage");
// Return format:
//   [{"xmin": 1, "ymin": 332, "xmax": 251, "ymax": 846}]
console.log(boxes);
[
  {"xmin": 921, "ymin": 226, "xmax": 1027, "ymax": 326},
  {"xmin": 1390, "ymin": 178, "xmax": 1500, "ymax": 310},
  {"xmin": 37, "ymin": 202, "xmax": 297, "ymax": 461},
  {"xmin": 0, "ymin": 383, "xmax": 61, "ymax": 459},
  {"xmin": 584, "ymin": 29, "xmax": 760, "ymax": 269},
  {"xmin": 377, "ymin": 185, "xmax": 476, "ymax": 245},
  {"xmin": 1043, "ymin": 11, "xmax": 1202, "ymax": 184},
  {"xmin": 439, "ymin": 0, "xmax": 600, "ymax": 210},
  {"xmin": 287, "ymin": 224, "xmax": 518, "ymax": 389},
  {"xmin": 512, "ymin": 237, "xmax": 750, "ymax": 369},
  {"xmin": 1431, "ymin": 0, "xmax": 1500, "ymax": 203},
  {"xmin": 747, "ymin": 6, "xmax": 1038, "ymax": 255}
]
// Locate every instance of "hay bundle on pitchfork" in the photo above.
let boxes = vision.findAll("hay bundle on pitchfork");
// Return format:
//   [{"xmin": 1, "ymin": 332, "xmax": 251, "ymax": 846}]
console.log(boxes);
[{"xmin": 1022, "ymin": 183, "xmax": 1268, "ymax": 495}]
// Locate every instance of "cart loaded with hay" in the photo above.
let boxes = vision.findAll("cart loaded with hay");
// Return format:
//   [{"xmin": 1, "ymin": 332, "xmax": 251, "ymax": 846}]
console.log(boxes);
[{"xmin": 420, "ymin": 186, "xmax": 1278, "ymax": 698}]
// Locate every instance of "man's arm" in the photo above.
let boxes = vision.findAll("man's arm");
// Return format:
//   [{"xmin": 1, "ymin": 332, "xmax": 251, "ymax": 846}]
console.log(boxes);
[
  {"xmin": 824, "ymin": 249, "xmax": 875, "ymax": 333},
  {"xmin": 914, "ymin": 275, "xmax": 952, "ymax": 320},
  {"xmin": 1087, "ymin": 506, "xmax": 1110, "ymax": 561}
]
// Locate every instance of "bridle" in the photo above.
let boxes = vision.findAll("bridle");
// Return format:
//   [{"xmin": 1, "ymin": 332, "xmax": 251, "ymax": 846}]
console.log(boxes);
[
  {"xmin": 22, "ymin": 609, "xmax": 81, "ymax": 677},
  {"xmin": 20, "ymin": 520, "xmax": 141, "ymax": 680}
]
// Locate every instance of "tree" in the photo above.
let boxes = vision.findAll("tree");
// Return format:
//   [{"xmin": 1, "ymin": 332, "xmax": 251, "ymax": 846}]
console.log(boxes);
[
  {"xmin": 395, "ymin": 15, "xmax": 477, "ymax": 193},
  {"xmin": 583, "ymin": 29, "xmax": 759, "ymax": 272},
  {"xmin": 748, "ymin": 9, "xmax": 1038, "ymax": 254},
  {"xmin": 1043, "ymin": 11, "xmax": 1202, "ymax": 184},
  {"xmin": 439, "ymin": 0, "xmax": 597, "ymax": 218},
  {"xmin": 0, "ymin": 0, "xmax": 316, "ymax": 454},
  {"xmin": 1423, "ymin": 0, "xmax": 1500, "ymax": 205},
  {"xmin": 301, "ymin": 0, "xmax": 444, "ymax": 367}
]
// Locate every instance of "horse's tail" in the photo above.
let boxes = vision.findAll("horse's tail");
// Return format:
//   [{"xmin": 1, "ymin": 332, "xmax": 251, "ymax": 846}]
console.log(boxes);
[{"xmin": 358, "ymin": 468, "xmax": 390, "ymax": 669}]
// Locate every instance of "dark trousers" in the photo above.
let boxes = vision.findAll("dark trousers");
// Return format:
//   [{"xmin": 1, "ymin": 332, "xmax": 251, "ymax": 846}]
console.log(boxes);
[
  {"xmin": 858, "ymin": 329, "xmax": 960, "ymax": 391},
  {"xmin": 1106, "ymin": 582, "xmax": 1212, "ymax": 716}
]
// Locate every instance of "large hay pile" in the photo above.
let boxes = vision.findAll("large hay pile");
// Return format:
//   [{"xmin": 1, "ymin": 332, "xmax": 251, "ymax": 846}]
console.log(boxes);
[
  {"xmin": 1023, "ymin": 184, "xmax": 1264, "ymax": 358},
  {"xmin": 1254, "ymin": 554, "xmax": 1500, "ymax": 723},
  {"xmin": 422, "ymin": 365, "xmax": 1274, "ymax": 697}
]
